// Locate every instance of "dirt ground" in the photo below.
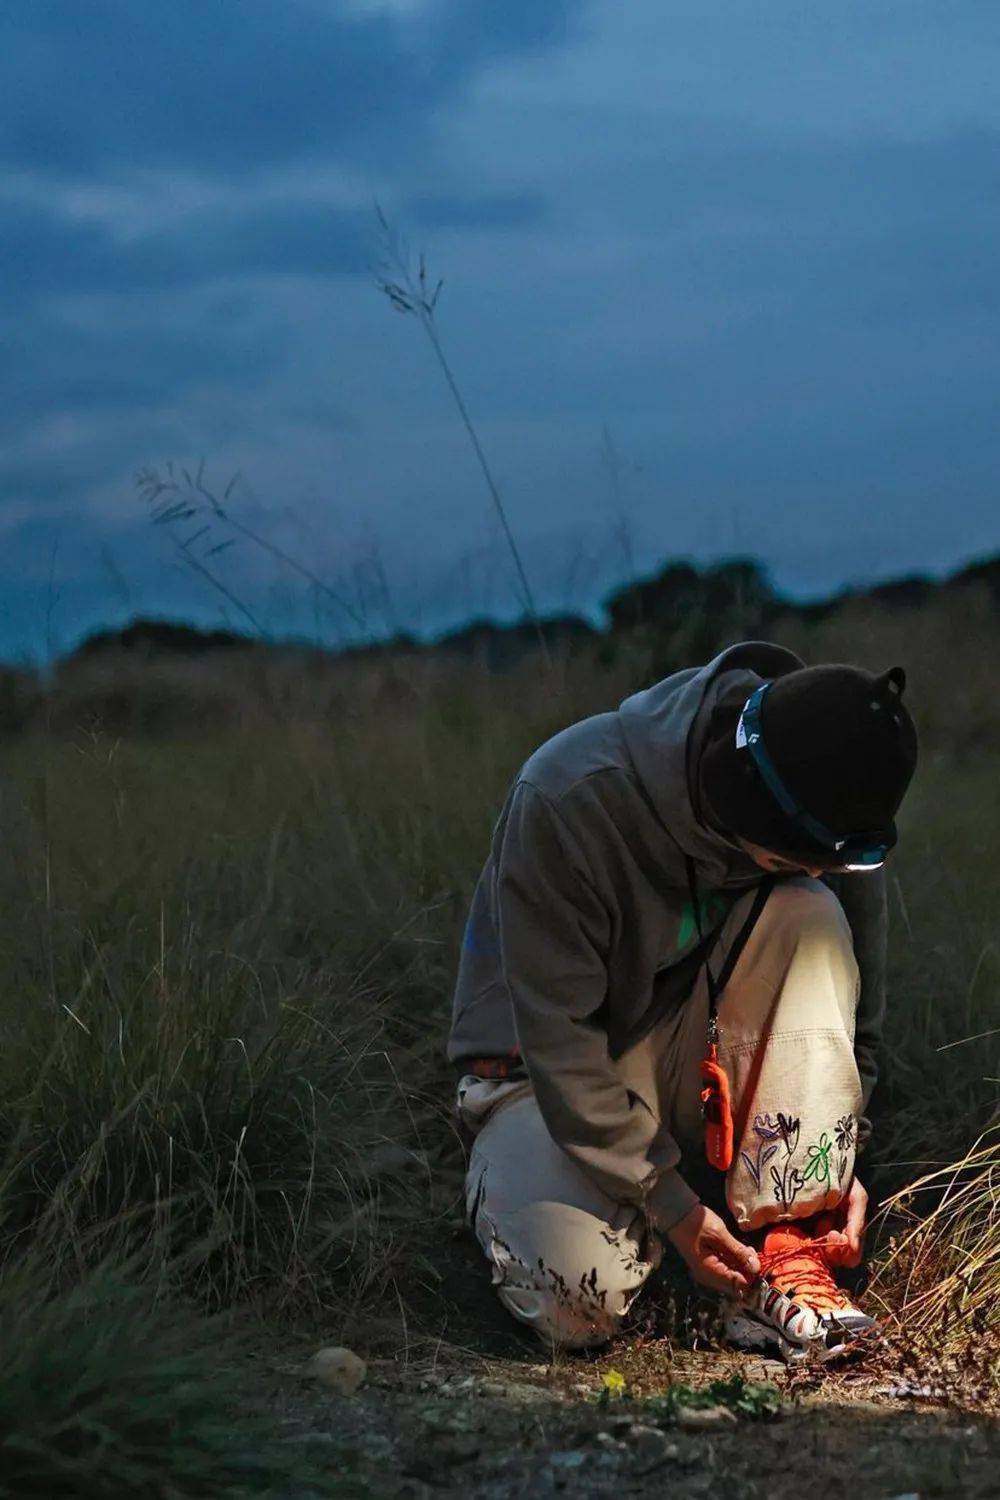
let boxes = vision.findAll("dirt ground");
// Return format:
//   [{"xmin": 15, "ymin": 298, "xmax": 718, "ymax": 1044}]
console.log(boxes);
[{"xmin": 265, "ymin": 1230, "xmax": 1000, "ymax": 1500}]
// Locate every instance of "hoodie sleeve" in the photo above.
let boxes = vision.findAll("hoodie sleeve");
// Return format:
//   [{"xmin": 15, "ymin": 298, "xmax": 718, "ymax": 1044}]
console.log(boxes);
[
  {"xmin": 822, "ymin": 866, "xmax": 888, "ymax": 1149},
  {"xmin": 494, "ymin": 778, "xmax": 699, "ymax": 1231}
]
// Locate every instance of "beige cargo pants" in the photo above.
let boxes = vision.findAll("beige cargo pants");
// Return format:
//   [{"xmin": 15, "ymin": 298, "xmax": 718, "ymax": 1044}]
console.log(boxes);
[{"xmin": 458, "ymin": 876, "xmax": 864, "ymax": 1348}]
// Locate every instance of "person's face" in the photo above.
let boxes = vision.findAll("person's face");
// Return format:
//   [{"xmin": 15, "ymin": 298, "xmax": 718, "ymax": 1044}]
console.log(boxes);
[{"xmin": 734, "ymin": 836, "xmax": 830, "ymax": 880}]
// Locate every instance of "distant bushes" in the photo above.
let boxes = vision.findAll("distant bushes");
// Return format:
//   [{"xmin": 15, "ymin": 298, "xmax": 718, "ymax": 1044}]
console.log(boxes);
[
  {"xmin": 1, "ymin": 549, "xmax": 997, "ymax": 739},
  {"xmin": 0, "ymin": 667, "xmax": 39, "ymax": 735}
]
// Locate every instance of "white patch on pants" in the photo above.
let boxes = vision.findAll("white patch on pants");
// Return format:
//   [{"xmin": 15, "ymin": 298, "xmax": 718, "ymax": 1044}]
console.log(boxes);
[{"xmin": 463, "ymin": 1092, "xmax": 658, "ymax": 1349}]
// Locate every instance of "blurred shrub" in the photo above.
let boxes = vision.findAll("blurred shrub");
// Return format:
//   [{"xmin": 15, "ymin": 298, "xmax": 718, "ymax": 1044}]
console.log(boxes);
[{"xmin": 0, "ymin": 1266, "xmax": 348, "ymax": 1498}]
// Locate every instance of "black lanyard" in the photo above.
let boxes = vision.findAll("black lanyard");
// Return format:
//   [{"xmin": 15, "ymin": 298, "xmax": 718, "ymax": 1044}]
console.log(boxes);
[{"xmin": 684, "ymin": 855, "xmax": 776, "ymax": 1043}]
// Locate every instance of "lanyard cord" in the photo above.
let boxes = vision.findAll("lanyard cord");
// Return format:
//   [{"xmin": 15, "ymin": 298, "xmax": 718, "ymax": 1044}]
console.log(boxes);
[
  {"xmin": 685, "ymin": 856, "xmax": 721, "ymax": 1038},
  {"xmin": 684, "ymin": 855, "xmax": 777, "ymax": 1044}
]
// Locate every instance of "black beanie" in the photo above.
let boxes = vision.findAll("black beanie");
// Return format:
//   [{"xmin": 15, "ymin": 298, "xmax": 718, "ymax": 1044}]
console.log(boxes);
[{"xmin": 699, "ymin": 662, "xmax": 919, "ymax": 860}]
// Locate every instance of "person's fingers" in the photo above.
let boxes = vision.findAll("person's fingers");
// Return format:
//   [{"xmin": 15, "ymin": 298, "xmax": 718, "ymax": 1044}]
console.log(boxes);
[
  {"xmin": 845, "ymin": 1188, "xmax": 867, "ymax": 1245},
  {"xmin": 690, "ymin": 1255, "xmax": 730, "ymax": 1294},
  {"xmin": 844, "ymin": 1186, "xmax": 867, "ymax": 1256},
  {"xmin": 714, "ymin": 1229, "xmax": 760, "ymax": 1281},
  {"xmin": 830, "ymin": 1237, "xmax": 862, "ymax": 1268},
  {"xmin": 826, "ymin": 1235, "xmax": 858, "ymax": 1269},
  {"xmin": 678, "ymin": 1212, "xmax": 760, "ymax": 1295},
  {"xmin": 827, "ymin": 1187, "xmax": 866, "ymax": 1267},
  {"xmin": 697, "ymin": 1253, "xmax": 754, "ymax": 1296}
]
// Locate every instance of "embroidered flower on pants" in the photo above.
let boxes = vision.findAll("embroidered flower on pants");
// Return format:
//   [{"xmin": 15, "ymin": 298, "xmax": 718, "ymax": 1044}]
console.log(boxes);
[
  {"xmin": 753, "ymin": 1113, "xmax": 784, "ymax": 1141},
  {"xmin": 776, "ymin": 1113, "xmax": 800, "ymax": 1156},
  {"xmin": 801, "ymin": 1132, "xmax": 833, "ymax": 1190},
  {"xmin": 771, "ymin": 1163, "xmax": 805, "ymax": 1209},
  {"xmin": 762, "ymin": 1111, "xmax": 805, "ymax": 1211},
  {"xmin": 740, "ymin": 1114, "xmax": 782, "ymax": 1188}
]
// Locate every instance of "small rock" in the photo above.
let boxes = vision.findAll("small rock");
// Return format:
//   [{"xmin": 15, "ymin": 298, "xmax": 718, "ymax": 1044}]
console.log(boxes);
[
  {"xmin": 441, "ymin": 1433, "xmax": 481, "ymax": 1463},
  {"xmin": 626, "ymin": 1423, "xmax": 678, "ymax": 1467},
  {"xmin": 438, "ymin": 1410, "xmax": 476, "ymax": 1434},
  {"xmin": 549, "ymin": 1451, "xmax": 588, "ymax": 1471},
  {"xmin": 510, "ymin": 1381, "xmax": 552, "ymax": 1403},
  {"xmin": 594, "ymin": 1431, "xmax": 627, "ymax": 1455},
  {"xmin": 887, "ymin": 1382, "xmax": 947, "ymax": 1402},
  {"xmin": 607, "ymin": 1413, "xmax": 637, "ymax": 1432},
  {"xmin": 417, "ymin": 1405, "xmax": 473, "ymax": 1435},
  {"xmin": 478, "ymin": 1378, "xmax": 550, "ymax": 1403},
  {"xmin": 303, "ymin": 1346, "xmax": 366, "ymax": 1396},
  {"xmin": 675, "ymin": 1404, "xmax": 738, "ymax": 1430}
]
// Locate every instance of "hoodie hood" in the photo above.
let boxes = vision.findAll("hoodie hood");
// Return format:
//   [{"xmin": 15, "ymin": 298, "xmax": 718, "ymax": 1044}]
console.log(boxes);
[{"xmin": 617, "ymin": 640, "xmax": 807, "ymax": 886}]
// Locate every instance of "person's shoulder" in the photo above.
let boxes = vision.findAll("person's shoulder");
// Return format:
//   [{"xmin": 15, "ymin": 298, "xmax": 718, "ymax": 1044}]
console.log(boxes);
[{"xmin": 518, "ymin": 710, "xmax": 631, "ymax": 807}]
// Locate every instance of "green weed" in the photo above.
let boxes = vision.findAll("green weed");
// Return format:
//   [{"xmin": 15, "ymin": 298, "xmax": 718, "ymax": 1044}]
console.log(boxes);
[{"xmin": 649, "ymin": 1375, "xmax": 784, "ymax": 1423}]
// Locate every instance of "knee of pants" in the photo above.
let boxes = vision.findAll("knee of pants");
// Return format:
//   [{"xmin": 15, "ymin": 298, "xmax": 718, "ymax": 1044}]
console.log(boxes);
[
  {"xmin": 758, "ymin": 879, "xmax": 858, "ymax": 999},
  {"xmin": 763, "ymin": 876, "xmax": 854, "ymax": 952},
  {"xmin": 473, "ymin": 1198, "xmax": 656, "ymax": 1351}
]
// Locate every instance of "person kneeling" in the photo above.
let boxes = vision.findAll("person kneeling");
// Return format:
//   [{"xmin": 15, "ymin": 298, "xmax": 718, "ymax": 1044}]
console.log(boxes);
[{"xmin": 448, "ymin": 643, "xmax": 917, "ymax": 1359}]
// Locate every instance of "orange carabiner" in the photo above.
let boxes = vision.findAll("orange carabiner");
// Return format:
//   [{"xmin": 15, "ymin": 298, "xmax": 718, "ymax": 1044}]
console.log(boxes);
[{"xmin": 700, "ymin": 1042, "xmax": 734, "ymax": 1171}]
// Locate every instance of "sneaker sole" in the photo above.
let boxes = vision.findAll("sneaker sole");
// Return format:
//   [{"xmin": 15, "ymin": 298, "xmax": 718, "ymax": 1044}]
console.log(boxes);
[
  {"xmin": 722, "ymin": 1308, "xmax": 811, "ymax": 1364},
  {"xmin": 722, "ymin": 1306, "xmax": 874, "ymax": 1366}
]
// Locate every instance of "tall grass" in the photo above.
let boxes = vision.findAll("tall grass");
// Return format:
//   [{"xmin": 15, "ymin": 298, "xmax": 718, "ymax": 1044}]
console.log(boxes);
[
  {"xmin": 0, "ymin": 1264, "xmax": 348, "ymax": 1498},
  {"xmin": 0, "ymin": 723, "xmax": 449, "ymax": 1317},
  {"xmin": 857, "ymin": 1136, "xmax": 1000, "ymax": 1401},
  {"xmin": 373, "ymin": 206, "xmax": 553, "ymax": 668},
  {"xmin": 0, "ymin": 591, "xmax": 996, "ymax": 1408},
  {"xmin": 0, "ymin": 649, "xmax": 623, "ymax": 1319}
]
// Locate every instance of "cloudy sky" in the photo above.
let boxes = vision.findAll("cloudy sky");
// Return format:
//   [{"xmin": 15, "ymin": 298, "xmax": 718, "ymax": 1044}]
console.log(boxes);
[{"xmin": 3, "ymin": 1, "xmax": 999, "ymax": 660}]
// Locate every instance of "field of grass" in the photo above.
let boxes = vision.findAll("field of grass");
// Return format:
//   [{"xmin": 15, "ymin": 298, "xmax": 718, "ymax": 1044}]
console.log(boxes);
[{"xmin": 0, "ymin": 588, "xmax": 997, "ymax": 1491}]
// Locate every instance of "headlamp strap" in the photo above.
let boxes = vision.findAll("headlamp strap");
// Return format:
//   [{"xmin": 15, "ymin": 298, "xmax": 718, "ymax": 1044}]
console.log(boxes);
[{"xmin": 736, "ymin": 684, "xmax": 888, "ymax": 864}]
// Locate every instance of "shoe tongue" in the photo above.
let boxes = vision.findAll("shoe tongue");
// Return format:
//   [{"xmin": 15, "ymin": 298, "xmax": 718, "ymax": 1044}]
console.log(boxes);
[{"xmin": 762, "ymin": 1222, "xmax": 812, "ymax": 1255}]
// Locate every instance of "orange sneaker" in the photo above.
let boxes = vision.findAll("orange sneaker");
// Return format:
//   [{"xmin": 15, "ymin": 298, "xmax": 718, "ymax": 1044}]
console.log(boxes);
[{"xmin": 722, "ymin": 1220, "xmax": 875, "ymax": 1363}]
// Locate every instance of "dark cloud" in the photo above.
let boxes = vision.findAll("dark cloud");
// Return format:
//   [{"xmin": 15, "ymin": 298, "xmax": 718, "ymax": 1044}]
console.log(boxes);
[
  {"xmin": 2, "ymin": 1, "xmax": 581, "ymax": 180},
  {"xmin": 0, "ymin": 197, "xmax": 371, "ymax": 305},
  {"xmin": 1, "ymin": 0, "xmax": 998, "ymax": 660},
  {"xmin": 671, "ymin": 131, "xmax": 1000, "ymax": 320},
  {"xmin": 406, "ymin": 191, "xmax": 546, "ymax": 230},
  {"xmin": 3, "ymin": 289, "xmax": 290, "ymax": 435}
]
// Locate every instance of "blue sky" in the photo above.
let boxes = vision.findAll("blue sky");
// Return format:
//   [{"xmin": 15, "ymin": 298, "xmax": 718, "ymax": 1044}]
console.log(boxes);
[{"xmin": 3, "ymin": 1, "xmax": 999, "ymax": 660}]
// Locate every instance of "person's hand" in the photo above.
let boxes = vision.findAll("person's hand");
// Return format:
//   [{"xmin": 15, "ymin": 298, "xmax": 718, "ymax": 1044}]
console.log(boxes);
[
  {"xmin": 665, "ymin": 1203, "xmax": 760, "ymax": 1296},
  {"xmin": 827, "ymin": 1177, "xmax": 868, "ymax": 1268}
]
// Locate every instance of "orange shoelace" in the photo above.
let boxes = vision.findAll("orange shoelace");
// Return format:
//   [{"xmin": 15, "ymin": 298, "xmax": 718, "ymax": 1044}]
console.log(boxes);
[{"xmin": 758, "ymin": 1227, "xmax": 853, "ymax": 1315}]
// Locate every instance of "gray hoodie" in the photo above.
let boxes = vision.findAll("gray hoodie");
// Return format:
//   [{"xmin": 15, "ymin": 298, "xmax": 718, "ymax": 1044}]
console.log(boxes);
[{"xmin": 447, "ymin": 642, "xmax": 887, "ymax": 1230}]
